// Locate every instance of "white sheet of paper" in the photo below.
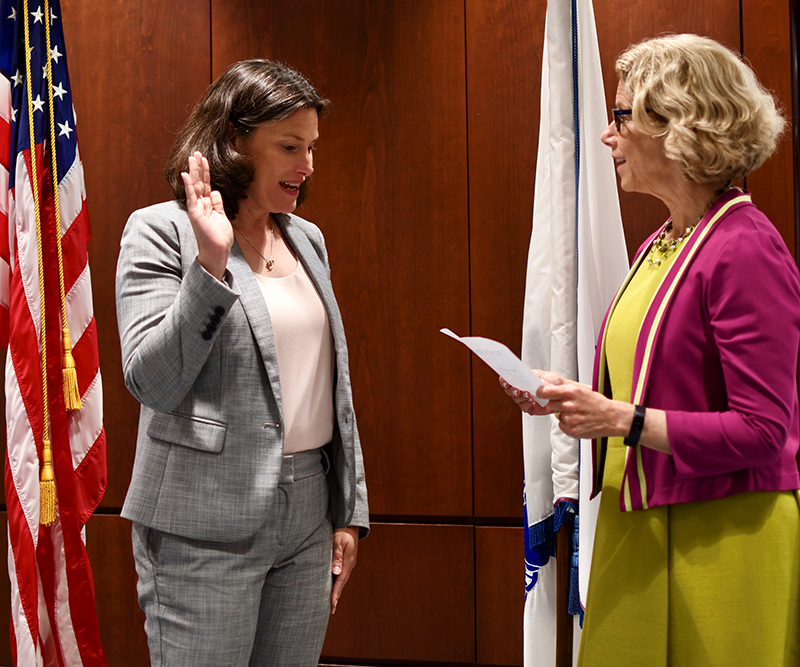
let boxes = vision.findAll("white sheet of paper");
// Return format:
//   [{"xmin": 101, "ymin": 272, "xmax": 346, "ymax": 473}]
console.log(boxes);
[{"xmin": 440, "ymin": 328, "xmax": 548, "ymax": 406}]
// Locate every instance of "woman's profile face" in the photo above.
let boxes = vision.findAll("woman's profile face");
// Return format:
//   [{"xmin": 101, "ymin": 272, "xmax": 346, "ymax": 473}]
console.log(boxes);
[
  {"xmin": 232, "ymin": 107, "xmax": 319, "ymax": 219},
  {"xmin": 601, "ymin": 81, "xmax": 673, "ymax": 198}
]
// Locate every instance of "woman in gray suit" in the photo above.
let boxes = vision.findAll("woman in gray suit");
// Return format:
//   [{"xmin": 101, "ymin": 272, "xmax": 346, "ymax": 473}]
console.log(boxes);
[{"xmin": 115, "ymin": 59, "xmax": 368, "ymax": 667}]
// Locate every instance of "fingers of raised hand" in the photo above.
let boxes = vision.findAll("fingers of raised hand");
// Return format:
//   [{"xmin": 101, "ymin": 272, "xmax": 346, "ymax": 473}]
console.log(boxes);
[
  {"xmin": 183, "ymin": 152, "xmax": 211, "ymax": 197},
  {"xmin": 182, "ymin": 159, "xmax": 200, "ymax": 203},
  {"xmin": 209, "ymin": 189, "xmax": 226, "ymax": 215},
  {"xmin": 180, "ymin": 170, "xmax": 196, "ymax": 205},
  {"xmin": 198, "ymin": 153, "xmax": 211, "ymax": 189}
]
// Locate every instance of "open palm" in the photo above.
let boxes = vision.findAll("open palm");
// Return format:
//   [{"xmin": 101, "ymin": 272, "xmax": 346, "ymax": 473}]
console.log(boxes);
[{"xmin": 181, "ymin": 151, "xmax": 234, "ymax": 278}]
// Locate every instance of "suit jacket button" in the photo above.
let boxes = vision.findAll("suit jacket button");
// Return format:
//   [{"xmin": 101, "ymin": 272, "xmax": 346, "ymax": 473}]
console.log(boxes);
[
  {"xmin": 207, "ymin": 322, "xmax": 217, "ymax": 332},
  {"xmin": 215, "ymin": 306, "xmax": 225, "ymax": 316},
  {"xmin": 202, "ymin": 331, "xmax": 213, "ymax": 341},
  {"xmin": 211, "ymin": 314, "xmax": 221, "ymax": 324}
]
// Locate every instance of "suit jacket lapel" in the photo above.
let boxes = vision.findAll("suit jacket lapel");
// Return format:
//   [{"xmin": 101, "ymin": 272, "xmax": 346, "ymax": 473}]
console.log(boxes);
[
  {"xmin": 227, "ymin": 239, "xmax": 285, "ymax": 415},
  {"xmin": 227, "ymin": 216, "xmax": 349, "ymax": 424},
  {"xmin": 280, "ymin": 217, "xmax": 348, "ymax": 360}
]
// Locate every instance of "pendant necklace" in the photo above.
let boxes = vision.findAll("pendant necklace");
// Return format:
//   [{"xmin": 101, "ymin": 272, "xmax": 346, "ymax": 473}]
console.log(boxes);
[{"xmin": 235, "ymin": 224, "xmax": 275, "ymax": 271}]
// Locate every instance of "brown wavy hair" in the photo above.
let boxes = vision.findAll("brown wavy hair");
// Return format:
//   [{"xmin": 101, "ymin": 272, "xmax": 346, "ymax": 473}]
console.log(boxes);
[{"xmin": 165, "ymin": 59, "xmax": 330, "ymax": 219}]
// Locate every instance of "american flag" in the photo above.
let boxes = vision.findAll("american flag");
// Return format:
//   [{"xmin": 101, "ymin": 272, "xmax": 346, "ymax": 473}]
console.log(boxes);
[{"xmin": 0, "ymin": 0, "xmax": 107, "ymax": 664}]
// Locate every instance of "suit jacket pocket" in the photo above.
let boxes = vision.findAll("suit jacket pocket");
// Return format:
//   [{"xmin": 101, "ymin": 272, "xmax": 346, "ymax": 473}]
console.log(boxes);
[{"xmin": 146, "ymin": 411, "xmax": 227, "ymax": 454}]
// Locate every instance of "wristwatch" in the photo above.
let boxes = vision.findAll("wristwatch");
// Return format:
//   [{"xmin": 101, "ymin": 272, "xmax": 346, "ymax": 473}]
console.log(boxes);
[{"xmin": 624, "ymin": 404, "xmax": 646, "ymax": 446}]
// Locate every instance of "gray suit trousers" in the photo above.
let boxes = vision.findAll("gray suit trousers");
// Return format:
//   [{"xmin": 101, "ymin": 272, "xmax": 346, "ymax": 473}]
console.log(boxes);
[{"xmin": 132, "ymin": 449, "xmax": 333, "ymax": 667}]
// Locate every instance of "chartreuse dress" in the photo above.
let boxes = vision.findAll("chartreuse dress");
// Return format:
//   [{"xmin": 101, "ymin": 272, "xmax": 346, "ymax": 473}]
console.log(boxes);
[{"xmin": 577, "ymin": 237, "xmax": 800, "ymax": 667}]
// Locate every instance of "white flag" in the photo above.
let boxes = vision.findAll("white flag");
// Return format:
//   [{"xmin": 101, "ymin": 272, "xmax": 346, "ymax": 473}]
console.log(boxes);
[{"xmin": 521, "ymin": 0, "xmax": 628, "ymax": 664}]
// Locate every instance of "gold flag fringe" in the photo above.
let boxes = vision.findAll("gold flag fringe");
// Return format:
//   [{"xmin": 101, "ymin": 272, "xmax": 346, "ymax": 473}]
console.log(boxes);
[
  {"xmin": 61, "ymin": 327, "xmax": 82, "ymax": 411},
  {"xmin": 39, "ymin": 442, "xmax": 56, "ymax": 527}
]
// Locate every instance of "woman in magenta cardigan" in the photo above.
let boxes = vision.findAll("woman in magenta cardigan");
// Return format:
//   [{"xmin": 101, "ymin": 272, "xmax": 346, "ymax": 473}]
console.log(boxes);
[{"xmin": 504, "ymin": 35, "xmax": 799, "ymax": 665}]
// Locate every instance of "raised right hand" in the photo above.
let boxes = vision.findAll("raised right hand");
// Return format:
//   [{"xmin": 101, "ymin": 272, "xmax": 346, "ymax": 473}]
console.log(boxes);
[{"xmin": 180, "ymin": 151, "xmax": 234, "ymax": 280}]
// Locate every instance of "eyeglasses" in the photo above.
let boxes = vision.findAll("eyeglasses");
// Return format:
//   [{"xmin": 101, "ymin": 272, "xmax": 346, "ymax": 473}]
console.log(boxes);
[{"xmin": 612, "ymin": 108, "xmax": 654, "ymax": 132}]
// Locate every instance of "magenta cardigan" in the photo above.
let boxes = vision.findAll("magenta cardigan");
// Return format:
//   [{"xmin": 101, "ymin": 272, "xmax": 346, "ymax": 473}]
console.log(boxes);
[{"xmin": 591, "ymin": 189, "xmax": 800, "ymax": 512}]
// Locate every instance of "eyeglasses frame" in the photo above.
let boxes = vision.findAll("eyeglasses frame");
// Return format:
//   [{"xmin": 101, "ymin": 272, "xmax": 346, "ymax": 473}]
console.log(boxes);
[{"xmin": 611, "ymin": 108, "xmax": 655, "ymax": 132}]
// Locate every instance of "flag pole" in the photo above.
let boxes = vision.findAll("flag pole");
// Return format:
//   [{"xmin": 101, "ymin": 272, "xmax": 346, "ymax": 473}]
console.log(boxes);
[{"xmin": 555, "ymin": 518, "xmax": 574, "ymax": 666}]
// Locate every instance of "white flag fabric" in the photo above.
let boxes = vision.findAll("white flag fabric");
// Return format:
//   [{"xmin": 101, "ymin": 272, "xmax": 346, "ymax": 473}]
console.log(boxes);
[{"xmin": 521, "ymin": 0, "xmax": 628, "ymax": 664}]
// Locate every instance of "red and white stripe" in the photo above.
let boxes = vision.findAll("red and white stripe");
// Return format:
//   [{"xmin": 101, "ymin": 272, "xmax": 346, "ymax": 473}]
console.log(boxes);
[{"xmin": 2, "ymin": 68, "xmax": 108, "ymax": 667}]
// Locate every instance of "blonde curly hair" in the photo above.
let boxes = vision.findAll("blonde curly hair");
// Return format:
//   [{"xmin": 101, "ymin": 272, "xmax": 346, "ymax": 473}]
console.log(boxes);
[{"xmin": 616, "ymin": 34, "xmax": 786, "ymax": 183}]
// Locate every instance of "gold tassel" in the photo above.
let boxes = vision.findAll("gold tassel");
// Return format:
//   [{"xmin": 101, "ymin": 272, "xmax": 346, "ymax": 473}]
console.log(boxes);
[
  {"xmin": 61, "ymin": 327, "xmax": 81, "ymax": 411},
  {"xmin": 40, "ymin": 441, "xmax": 56, "ymax": 527}
]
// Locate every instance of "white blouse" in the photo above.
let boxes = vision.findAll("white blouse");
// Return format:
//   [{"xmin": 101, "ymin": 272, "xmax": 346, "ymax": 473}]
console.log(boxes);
[{"xmin": 255, "ymin": 260, "xmax": 335, "ymax": 454}]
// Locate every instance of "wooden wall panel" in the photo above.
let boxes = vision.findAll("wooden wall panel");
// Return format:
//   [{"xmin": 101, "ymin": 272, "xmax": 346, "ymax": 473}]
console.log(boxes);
[
  {"xmin": 321, "ymin": 523, "xmax": 475, "ymax": 664},
  {"xmin": 466, "ymin": 0, "xmax": 542, "ymax": 519},
  {"xmin": 742, "ymin": 0, "xmax": 796, "ymax": 256},
  {"xmin": 60, "ymin": 0, "xmax": 212, "ymax": 506},
  {"xmin": 476, "ymin": 527, "xmax": 524, "ymax": 666},
  {"xmin": 593, "ymin": 0, "xmax": 740, "ymax": 261},
  {"xmin": 84, "ymin": 516, "xmax": 149, "ymax": 665},
  {"xmin": 211, "ymin": 0, "xmax": 473, "ymax": 517}
]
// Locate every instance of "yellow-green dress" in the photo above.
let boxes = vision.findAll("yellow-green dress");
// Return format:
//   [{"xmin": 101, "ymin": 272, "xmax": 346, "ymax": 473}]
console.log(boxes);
[{"xmin": 577, "ymin": 241, "xmax": 800, "ymax": 667}]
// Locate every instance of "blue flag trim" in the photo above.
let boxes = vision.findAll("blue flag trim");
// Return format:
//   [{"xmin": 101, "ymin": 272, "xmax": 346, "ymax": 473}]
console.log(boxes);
[{"xmin": 524, "ymin": 479, "xmax": 579, "ymax": 600}]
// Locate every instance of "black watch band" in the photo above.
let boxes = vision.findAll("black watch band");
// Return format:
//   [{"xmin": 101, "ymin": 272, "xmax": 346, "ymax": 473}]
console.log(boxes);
[{"xmin": 624, "ymin": 405, "xmax": 646, "ymax": 446}]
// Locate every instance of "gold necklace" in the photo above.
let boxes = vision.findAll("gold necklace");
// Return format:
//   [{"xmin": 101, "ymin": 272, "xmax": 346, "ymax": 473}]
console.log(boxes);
[
  {"xmin": 647, "ymin": 183, "xmax": 732, "ymax": 267},
  {"xmin": 235, "ymin": 224, "xmax": 275, "ymax": 271},
  {"xmin": 647, "ymin": 221, "xmax": 696, "ymax": 266}
]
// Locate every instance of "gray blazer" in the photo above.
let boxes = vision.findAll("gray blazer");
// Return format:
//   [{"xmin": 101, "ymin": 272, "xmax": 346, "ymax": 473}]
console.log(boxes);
[{"xmin": 115, "ymin": 201, "xmax": 368, "ymax": 542}]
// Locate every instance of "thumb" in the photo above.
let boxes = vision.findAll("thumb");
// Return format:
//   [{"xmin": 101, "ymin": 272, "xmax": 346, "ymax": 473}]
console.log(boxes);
[
  {"xmin": 332, "ymin": 541, "xmax": 344, "ymax": 576},
  {"xmin": 537, "ymin": 370, "xmax": 564, "ymax": 386}
]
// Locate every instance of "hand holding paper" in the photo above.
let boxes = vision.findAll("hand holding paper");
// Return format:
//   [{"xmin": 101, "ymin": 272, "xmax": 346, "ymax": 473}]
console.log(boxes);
[{"xmin": 440, "ymin": 328, "xmax": 549, "ymax": 407}]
